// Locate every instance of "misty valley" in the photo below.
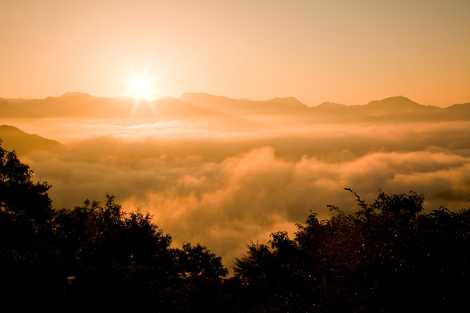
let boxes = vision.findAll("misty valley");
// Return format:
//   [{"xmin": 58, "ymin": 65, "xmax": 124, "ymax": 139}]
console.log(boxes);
[
  {"xmin": 1, "ymin": 93, "xmax": 470, "ymax": 262},
  {"xmin": 2, "ymin": 1, "xmax": 470, "ymax": 311},
  {"xmin": 1, "ymin": 93, "xmax": 470, "ymax": 312}
]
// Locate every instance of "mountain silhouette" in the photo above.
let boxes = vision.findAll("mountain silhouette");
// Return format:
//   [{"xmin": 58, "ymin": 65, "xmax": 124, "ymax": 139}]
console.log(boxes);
[
  {"xmin": 181, "ymin": 92, "xmax": 307, "ymax": 114},
  {"xmin": 1, "ymin": 93, "xmax": 470, "ymax": 123},
  {"xmin": 0, "ymin": 125, "xmax": 62, "ymax": 154},
  {"xmin": 316, "ymin": 101, "xmax": 347, "ymax": 110},
  {"xmin": 358, "ymin": 96, "xmax": 438, "ymax": 115},
  {"xmin": 366, "ymin": 96, "xmax": 422, "ymax": 108}
]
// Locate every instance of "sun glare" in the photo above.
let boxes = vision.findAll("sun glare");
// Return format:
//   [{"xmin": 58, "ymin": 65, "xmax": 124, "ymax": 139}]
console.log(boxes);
[{"xmin": 127, "ymin": 72, "xmax": 156, "ymax": 101}]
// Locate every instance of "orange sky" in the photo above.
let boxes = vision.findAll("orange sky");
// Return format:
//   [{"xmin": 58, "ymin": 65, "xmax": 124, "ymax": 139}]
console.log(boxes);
[{"xmin": 1, "ymin": 0, "xmax": 469, "ymax": 106}]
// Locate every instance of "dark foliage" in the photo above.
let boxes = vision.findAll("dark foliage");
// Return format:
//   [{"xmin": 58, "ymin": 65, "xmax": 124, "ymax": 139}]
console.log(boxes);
[
  {"xmin": 0, "ymin": 143, "xmax": 469, "ymax": 312},
  {"xmin": 234, "ymin": 189, "xmax": 470, "ymax": 313},
  {"xmin": 0, "ymin": 144, "xmax": 226, "ymax": 312}
]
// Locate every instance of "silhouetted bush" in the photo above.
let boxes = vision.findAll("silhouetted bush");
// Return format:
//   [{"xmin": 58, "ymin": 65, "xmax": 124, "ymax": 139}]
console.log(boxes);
[
  {"xmin": 0, "ymin": 143, "xmax": 469, "ymax": 312},
  {"xmin": 0, "ymin": 144, "xmax": 226, "ymax": 312},
  {"xmin": 234, "ymin": 189, "xmax": 470, "ymax": 313}
]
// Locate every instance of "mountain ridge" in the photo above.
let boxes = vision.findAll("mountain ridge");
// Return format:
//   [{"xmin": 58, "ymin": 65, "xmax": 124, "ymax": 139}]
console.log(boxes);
[
  {"xmin": 0, "ymin": 125, "xmax": 62, "ymax": 155},
  {"xmin": 0, "ymin": 93, "xmax": 469, "ymax": 122}
]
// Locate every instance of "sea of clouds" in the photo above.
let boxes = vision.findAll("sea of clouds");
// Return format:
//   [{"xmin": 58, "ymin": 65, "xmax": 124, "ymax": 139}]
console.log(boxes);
[{"xmin": 14, "ymin": 120, "xmax": 469, "ymax": 262}]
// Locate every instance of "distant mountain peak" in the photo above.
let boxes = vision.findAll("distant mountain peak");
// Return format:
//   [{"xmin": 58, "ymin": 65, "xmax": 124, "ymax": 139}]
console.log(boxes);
[
  {"xmin": 181, "ymin": 92, "xmax": 229, "ymax": 102},
  {"xmin": 0, "ymin": 125, "xmax": 24, "ymax": 133},
  {"xmin": 181, "ymin": 92, "xmax": 211, "ymax": 98},
  {"xmin": 367, "ymin": 96, "xmax": 422, "ymax": 108},
  {"xmin": 182, "ymin": 93, "xmax": 304, "ymax": 105},
  {"xmin": 181, "ymin": 93, "xmax": 305, "ymax": 108},
  {"xmin": 61, "ymin": 91, "xmax": 92, "ymax": 98},
  {"xmin": 446, "ymin": 102, "xmax": 470, "ymax": 110},
  {"xmin": 316, "ymin": 101, "xmax": 346, "ymax": 109},
  {"xmin": 269, "ymin": 97, "xmax": 303, "ymax": 106},
  {"xmin": 0, "ymin": 125, "xmax": 62, "ymax": 154}
]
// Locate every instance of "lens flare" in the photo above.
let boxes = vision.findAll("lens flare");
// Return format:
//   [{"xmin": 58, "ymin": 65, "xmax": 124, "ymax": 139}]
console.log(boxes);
[{"xmin": 127, "ymin": 72, "xmax": 156, "ymax": 101}]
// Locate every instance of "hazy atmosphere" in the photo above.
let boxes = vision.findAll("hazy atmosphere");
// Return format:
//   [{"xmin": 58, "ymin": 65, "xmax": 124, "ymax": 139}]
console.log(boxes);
[
  {"xmin": 2, "ymin": 93, "xmax": 470, "ymax": 260},
  {"xmin": 2, "ymin": 0, "xmax": 470, "ymax": 105},
  {"xmin": 1, "ymin": 1, "xmax": 470, "ymax": 311}
]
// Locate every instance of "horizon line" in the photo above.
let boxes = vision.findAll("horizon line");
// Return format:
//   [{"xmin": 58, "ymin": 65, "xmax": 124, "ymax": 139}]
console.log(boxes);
[{"xmin": 1, "ymin": 91, "xmax": 469, "ymax": 108}]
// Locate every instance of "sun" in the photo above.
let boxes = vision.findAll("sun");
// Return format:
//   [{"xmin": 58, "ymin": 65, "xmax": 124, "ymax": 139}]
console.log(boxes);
[{"xmin": 126, "ymin": 72, "xmax": 156, "ymax": 101}]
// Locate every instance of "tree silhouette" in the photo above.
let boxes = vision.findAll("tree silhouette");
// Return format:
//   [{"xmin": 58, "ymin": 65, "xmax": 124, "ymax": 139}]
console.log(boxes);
[
  {"xmin": 234, "ymin": 190, "xmax": 470, "ymax": 313},
  {"xmin": 0, "ymin": 142, "xmax": 469, "ymax": 312},
  {"xmin": 0, "ymin": 144, "xmax": 228, "ymax": 312},
  {"xmin": 0, "ymin": 144, "xmax": 52, "ymax": 221}
]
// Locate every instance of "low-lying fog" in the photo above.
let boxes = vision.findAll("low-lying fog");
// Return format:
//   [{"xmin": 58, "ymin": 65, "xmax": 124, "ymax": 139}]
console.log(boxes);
[{"xmin": 1, "ymin": 114, "xmax": 467, "ymax": 263}]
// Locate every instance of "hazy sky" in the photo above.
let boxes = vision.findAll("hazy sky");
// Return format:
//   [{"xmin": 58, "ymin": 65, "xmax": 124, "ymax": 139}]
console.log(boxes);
[{"xmin": 1, "ymin": 0, "xmax": 469, "ymax": 105}]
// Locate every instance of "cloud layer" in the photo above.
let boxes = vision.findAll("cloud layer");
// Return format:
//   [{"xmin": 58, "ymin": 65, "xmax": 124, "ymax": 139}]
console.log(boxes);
[{"xmin": 22, "ymin": 122, "xmax": 470, "ymax": 263}]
